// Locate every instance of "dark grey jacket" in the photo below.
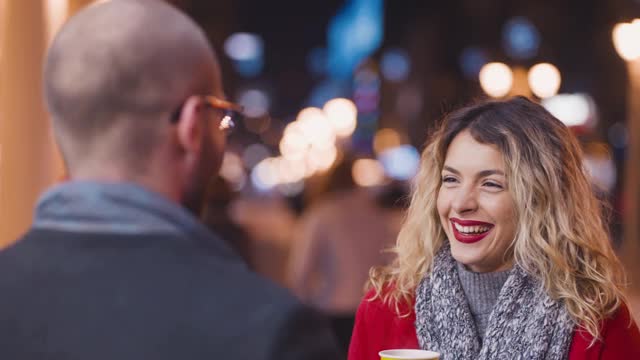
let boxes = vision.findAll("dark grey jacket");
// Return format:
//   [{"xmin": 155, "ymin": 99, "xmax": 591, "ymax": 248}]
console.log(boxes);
[{"xmin": 0, "ymin": 229, "xmax": 341, "ymax": 359}]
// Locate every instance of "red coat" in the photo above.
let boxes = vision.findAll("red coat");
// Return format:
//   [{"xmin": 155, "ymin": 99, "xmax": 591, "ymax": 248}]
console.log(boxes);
[{"xmin": 348, "ymin": 289, "xmax": 640, "ymax": 360}]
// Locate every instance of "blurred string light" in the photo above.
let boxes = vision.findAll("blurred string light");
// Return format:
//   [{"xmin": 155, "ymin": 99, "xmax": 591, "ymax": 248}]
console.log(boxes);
[
  {"xmin": 459, "ymin": 47, "xmax": 489, "ymax": 79},
  {"xmin": 237, "ymin": 89, "xmax": 270, "ymax": 118},
  {"xmin": 327, "ymin": 0, "xmax": 384, "ymax": 79},
  {"xmin": 296, "ymin": 107, "xmax": 336, "ymax": 148},
  {"xmin": 306, "ymin": 145, "xmax": 338, "ymax": 173},
  {"xmin": 479, "ymin": 62, "xmax": 513, "ymax": 98},
  {"xmin": 278, "ymin": 157, "xmax": 307, "ymax": 184},
  {"xmin": 377, "ymin": 145, "xmax": 420, "ymax": 181},
  {"xmin": 541, "ymin": 93, "xmax": 596, "ymax": 128},
  {"xmin": 502, "ymin": 17, "xmax": 540, "ymax": 60},
  {"xmin": 250, "ymin": 156, "xmax": 310, "ymax": 195},
  {"xmin": 352, "ymin": 158, "xmax": 386, "ymax": 187},
  {"xmin": 248, "ymin": 99, "xmax": 358, "ymax": 194},
  {"xmin": 277, "ymin": 102, "xmax": 357, "ymax": 175},
  {"xmin": 219, "ymin": 152, "xmax": 246, "ymax": 191},
  {"xmin": 280, "ymin": 122, "xmax": 309, "ymax": 160},
  {"xmin": 380, "ymin": 48, "xmax": 411, "ymax": 82},
  {"xmin": 612, "ymin": 19, "xmax": 640, "ymax": 61},
  {"xmin": 224, "ymin": 33, "xmax": 264, "ymax": 77},
  {"xmin": 323, "ymin": 98, "xmax": 358, "ymax": 137},
  {"xmin": 528, "ymin": 63, "xmax": 561, "ymax": 99}
]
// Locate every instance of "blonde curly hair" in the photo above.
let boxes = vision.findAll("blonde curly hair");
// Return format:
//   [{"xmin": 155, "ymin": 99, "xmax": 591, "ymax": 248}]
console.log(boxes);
[{"xmin": 369, "ymin": 96, "xmax": 627, "ymax": 340}]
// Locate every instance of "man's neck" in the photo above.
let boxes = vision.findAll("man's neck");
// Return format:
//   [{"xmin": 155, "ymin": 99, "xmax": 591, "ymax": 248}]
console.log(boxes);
[{"xmin": 68, "ymin": 171, "xmax": 181, "ymax": 207}]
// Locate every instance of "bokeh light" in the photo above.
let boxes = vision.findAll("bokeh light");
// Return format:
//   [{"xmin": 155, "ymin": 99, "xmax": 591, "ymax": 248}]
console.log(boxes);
[
  {"xmin": 373, "ymin": 128, "xmax": 402, "ymax": 155},
  {"xmin": 502, "ymin": 17, "xmax": 540, "ymax": 60},
  {"xmin": 296, "ymin": 107, "xmax": 336, "ymax": 148},
  {"xmin": 238, "ymin": 89, "xmax": 270, "ymax": 118},
  {"xmin": 528, "ymin": 63, "xmax": 561, "ymax": 99},
  {"xmin": 459, "ymin": 47, "xmax": 489, "ymax": 79},
  {"xmin": 327, "ymin": 0, "xmax": 384, "ymax": 79},
  {"xmin": 224, "ymin": 33, "xmax": 263, "ymax": 61},
  {"xmin": 280, "ymin": 122, "xmax": 309, "ymax": 161},
  {"xmin": 224, "ymin": 33, "xmax": 264, "ymax": 77},
  {"xmin": 479, "ymin": 62, "xmax": 513, "ymax": 98},
  {"xmin": 353, "ymin": 67, "xmax": 381, "ymax": 113},
  {"xmin": 323, "ymin": 98, "xmax": 358, "ymax": 137},
  {"xmin": 277, "ymin": 157, "xmax": 307, "ymax": 184},
  {"xmin": 219, "ymin": 152, "xmax": 246, "ymax": 191},
  {"xmin": 250, "ymin": 157, "xmax": 279, "ymax": 192},
  {"xmin": 380, "ymin": 48, "xmax": 411, "ymax": 82},
  {"xmin": 352, "ymin": 158, "xmax": 386, "ymax": 187},
  {"xmin": 612, "ymin": 19, "xmax": 640, "ymax": 61},
  {"xmin": 541, "ymin": 93, "xmax": 594, "ymax": 127},
  {"xmin": 306, "ymin": 145, "xmax": 338, "ymax": 173},
  {"xmin": 378, "ymin": 145, "xmax": 420, "ymax": 181}
]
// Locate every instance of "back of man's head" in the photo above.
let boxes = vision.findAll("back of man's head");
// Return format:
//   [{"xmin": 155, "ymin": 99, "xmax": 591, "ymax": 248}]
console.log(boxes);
[{"xmin": 44, "ymin": 0, "xmax": 222, "ymax": 176}]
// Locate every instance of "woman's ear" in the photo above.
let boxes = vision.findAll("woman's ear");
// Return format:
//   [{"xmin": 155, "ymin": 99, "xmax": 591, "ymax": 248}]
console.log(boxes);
[{"xmin": 175, "ymin": 95, "xmax": 204, "ymax": 155}]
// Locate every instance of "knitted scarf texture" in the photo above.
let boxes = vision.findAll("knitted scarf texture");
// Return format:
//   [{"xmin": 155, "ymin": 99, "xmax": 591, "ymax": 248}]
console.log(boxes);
[{"xmin": 414, "ymin": 243, "xmax": 575, "ymax": 360}]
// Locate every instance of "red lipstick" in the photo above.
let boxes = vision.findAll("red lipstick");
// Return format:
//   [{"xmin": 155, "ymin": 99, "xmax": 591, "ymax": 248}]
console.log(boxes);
[{"xmin": 450, "ymin": 218, "xmax": 494, "ymax": 244}]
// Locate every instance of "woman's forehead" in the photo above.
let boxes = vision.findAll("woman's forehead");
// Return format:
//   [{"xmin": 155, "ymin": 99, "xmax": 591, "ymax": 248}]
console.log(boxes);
[{"xmin": 443, "ymin": 131, "xmax": 505, "ymax": 171}]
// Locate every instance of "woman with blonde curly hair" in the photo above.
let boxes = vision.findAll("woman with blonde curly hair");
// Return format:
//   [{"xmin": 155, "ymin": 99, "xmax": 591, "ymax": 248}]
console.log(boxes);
[{"xmin": 348, "ymin": 97, "xmax": 640, "ymax": 360}]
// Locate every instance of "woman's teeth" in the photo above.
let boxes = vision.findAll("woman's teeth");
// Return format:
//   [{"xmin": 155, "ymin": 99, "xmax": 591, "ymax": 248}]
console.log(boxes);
[{"xmin": 453, "ymin": 222, "xmax": 491, "ymax": 234}]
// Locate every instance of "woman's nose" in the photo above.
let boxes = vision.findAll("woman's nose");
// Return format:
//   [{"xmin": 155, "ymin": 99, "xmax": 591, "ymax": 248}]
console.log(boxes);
[{"xmin": 451, "ymin": 186, "xmax": 478, "ymax": 214}]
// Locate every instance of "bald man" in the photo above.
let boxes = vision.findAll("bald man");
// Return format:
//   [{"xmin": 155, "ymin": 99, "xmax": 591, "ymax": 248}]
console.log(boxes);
[{"xmin": 0, "ymin": 1, "xmax": 340, "ymax": 359}]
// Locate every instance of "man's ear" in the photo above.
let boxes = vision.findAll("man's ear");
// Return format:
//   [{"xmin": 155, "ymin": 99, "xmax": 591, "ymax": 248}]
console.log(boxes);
[{"xmin": 176, "ymin": 95, "xmax": 204, "ymax": 155}]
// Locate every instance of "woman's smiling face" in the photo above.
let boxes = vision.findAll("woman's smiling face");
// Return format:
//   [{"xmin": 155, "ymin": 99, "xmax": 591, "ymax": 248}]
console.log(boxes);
[{"xmin": 436, "ymin": 130, "xmax": 517, "ymax": 273}]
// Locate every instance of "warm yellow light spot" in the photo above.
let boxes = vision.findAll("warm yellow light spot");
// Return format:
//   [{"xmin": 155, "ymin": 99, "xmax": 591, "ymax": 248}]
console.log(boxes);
[
  {"xmin": 479, "ymin": 62, "xmax": 513, "ymax": 98},
  {"xmin": 528, "ymin": 63, "xmax": 561, "ymax": 99},
  {"xmin": 352, "ymin": 159, "xmax": 385, "ymax": 187}
]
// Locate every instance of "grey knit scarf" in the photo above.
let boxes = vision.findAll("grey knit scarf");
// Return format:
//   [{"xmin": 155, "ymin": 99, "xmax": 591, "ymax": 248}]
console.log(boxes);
[{"xmin": 415, "ymin": 243, "xmax": 575, "ymax": 360}]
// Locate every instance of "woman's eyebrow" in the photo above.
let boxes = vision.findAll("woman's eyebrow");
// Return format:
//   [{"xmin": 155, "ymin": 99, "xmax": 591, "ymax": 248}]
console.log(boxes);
[{"xmin": 442, "ymin": 165, "xmax": 505, "ymax": 178}]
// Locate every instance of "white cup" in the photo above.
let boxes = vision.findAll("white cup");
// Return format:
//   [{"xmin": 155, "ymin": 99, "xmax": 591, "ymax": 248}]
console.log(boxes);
[{"xmin": 379, "ymin": 349, "xmax": 441, "ymax": 360}]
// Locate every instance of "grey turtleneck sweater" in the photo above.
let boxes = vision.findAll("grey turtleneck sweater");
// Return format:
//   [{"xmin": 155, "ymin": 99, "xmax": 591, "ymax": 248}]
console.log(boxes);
[{"xmin": 456, "ymin": 262, "xmax": 511, "ymax": 342}]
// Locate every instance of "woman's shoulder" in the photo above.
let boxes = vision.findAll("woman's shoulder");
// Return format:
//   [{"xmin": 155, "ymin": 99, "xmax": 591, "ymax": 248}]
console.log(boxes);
[
  {"xmin": 358, "ymin": 287, "xmax": 415, "ymax": 320},
  {"xmin": 568, "ymin": 302, "xmax": 640, "ymax": 359},
  {"xmin": 349, "ymin": 287, "xmax": 419, "ymax": 360}
]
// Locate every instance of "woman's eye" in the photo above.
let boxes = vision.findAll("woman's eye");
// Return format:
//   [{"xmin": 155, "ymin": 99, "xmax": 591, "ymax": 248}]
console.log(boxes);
[
  {"xmin": 441, "ymin": 176, "xmax": 457, "ymax": 183},
  {"xmin": 483, "ymin": 181, "xmax": 503, "ymax": 189}
]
